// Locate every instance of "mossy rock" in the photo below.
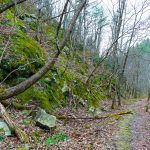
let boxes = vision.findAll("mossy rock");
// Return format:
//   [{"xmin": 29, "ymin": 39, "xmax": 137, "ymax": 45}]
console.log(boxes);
[
  {"xmin": 0, "ymin": 13, "xmax": 48, "ymax": 82},
  {"xmin": 17, "ymin": 87, "xmax": 52, "ymax": 112}
]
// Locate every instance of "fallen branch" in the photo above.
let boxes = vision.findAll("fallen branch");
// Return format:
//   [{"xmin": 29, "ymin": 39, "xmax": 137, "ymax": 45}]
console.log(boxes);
[
  {"xmin": 56, "ymin": 110, "xmax": 133, "ymax": 120},
  {"xmin": 0, "ymin": 103, "xmax": 29, "ymax": 143},
  {"xmin": 2, "ymin": 101, "xmax": 36, "ymax": 110}
]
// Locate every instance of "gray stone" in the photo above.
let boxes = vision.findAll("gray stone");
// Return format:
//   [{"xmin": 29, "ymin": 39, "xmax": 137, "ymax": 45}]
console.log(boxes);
[
  {"xmin": 35, "ymin": 108, "xmax": 56, "ymax": 130},
  {"xmin": 88, "ymin": 107, "xmax": 103, "ymax": 115},
  {"xmin": 0, "ymin": 121, "xmax": 11, "ymax": 136}
]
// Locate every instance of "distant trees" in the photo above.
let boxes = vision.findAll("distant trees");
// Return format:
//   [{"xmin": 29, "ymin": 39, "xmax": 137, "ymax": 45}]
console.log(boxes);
[
  {"xmin": 125, "ymin": 39, "xmax": 150, "ymax": 97},
  {"xmin": 106, "ymin": 0, "xmax": 150, "ymax": 108}
]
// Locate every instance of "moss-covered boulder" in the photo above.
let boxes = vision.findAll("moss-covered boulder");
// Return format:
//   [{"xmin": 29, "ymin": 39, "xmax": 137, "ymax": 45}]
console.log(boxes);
[{"xmin": 35, "ymin": 108, "xmax": 56, "ymax": 130}]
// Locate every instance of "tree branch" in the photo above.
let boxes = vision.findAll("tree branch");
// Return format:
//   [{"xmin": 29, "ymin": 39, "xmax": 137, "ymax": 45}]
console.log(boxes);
[{"xmin": 0, "ymin": 0, "xmax": 27, "ymax": 14}]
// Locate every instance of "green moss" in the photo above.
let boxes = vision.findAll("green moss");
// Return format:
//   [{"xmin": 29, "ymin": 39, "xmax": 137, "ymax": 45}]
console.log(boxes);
[
  {"xmin": 17, "ymin": 87, "xmax": 52, "ymax": 112},
  {"xmin": 0, "ymin": 12, "xmax": 48, "ymax": 82},
  {"xmin": 34, "ymin": 88, "xmax": 52, "ymax": 112},
  {"xmin": 116, "ymin": 111, "xmax": 135, "ymax": 150},
  {"xmin": 11, "ymin": 30, "xmax": 47, "ymax": 68},
  {"xmin": 0, "ymin": 87, "xmax": 5, "ymax": 93},
  {"xmin": 14, "ymin": 103, "xmax": 24, "ymax": 109},
  {"xmin": 0, "ymin": 31, "xmax": 47, "ymax": 81},
  {"xmin": 31, "ymin": 131, "xmax": 41, "ymax": 143},
  {"xmin": 17, "ymin": 88, "xmax": 33, "ymax": 103}
]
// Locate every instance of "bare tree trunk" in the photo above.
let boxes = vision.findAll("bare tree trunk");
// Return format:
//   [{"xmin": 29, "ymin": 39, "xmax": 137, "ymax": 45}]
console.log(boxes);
[
  {"xmin": 111, "ymin": 0, "xmax": 126, "ymax": 107},
  {"xmin": 146, "ymin": 91, "xmax": 150, "ymax": 112},
  {"xmin": 117, "ymin": 83, "xmax": 121, "ymax": 106},
  {"xmin": 86, "ymin": 64, "xmax": 99, "ymax": 85},
  {"xmin": 111, "ymin": 96, "xmax": 116, "ymax": 109},
  {"xmin": 36, "ymin": 8, "xmax": 42, "ymax": 43},
  {"xmin": 111, "ymin": 84, "xmax": 117, "ymax": 109}
]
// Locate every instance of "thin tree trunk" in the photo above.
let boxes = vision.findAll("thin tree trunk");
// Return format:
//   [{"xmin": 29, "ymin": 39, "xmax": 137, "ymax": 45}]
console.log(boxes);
[
  {"xmin": 111, "ymin": 85, "xmax": 117, "ymax": 109},
  {"xmin": 146, "ymin": 91, "xmax": 150, "ymax": 112},
  {"xmin": 111, "ymin": 96, "xmax": 116, "ymax": 109},
  {"xmin": 117, "ymin": 83, "xmax": 121, "ymax": 106}
]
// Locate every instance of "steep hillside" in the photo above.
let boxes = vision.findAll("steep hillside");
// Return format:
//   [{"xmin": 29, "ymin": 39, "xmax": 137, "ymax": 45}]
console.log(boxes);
[{"xmin": 0, "ymin": 9, "xmax": 109, "ymax": 112}]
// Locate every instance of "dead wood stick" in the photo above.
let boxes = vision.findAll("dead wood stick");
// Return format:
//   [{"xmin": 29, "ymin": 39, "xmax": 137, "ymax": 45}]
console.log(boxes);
[
  {"xmin": 1, "ymin": 101, "xmax": 36, "ymax": 110},
  {"xmin": 0, "ymin": 103, "xmax": 29, "ymax": 143},
  {"xmin": 57, "ymin": 110, "xmax": 133, "ymax": 120}
]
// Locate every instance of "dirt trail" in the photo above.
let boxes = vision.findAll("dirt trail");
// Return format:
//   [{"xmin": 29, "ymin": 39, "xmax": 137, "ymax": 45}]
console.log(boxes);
[{"xmin": 131, "ymin": 99, "xmax": 150, "ymax": 150}]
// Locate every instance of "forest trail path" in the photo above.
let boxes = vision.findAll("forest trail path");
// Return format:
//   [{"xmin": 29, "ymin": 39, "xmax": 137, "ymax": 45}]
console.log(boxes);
[{"xmin": 130, "ymin": 99, "xmax": 150, "ymax": 150}]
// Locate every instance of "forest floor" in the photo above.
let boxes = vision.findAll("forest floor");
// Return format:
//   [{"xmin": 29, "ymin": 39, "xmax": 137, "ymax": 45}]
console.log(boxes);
[{"xmin": 0, "ymin": 99, "xmax": 150, "ymax": 150}]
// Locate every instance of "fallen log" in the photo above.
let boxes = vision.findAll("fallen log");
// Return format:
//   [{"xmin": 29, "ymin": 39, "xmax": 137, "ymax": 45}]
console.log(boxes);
[
  {"xmin": 56, "ymin": 110, "xmax": 133, "ymax": 120},
  {"xmin": 0, "ymin": 103, "xmax": 29, "ymax": 143}
]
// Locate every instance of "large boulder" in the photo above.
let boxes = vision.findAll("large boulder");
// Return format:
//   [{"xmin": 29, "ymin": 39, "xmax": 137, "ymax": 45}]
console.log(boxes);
[{"xmin": 34, "ymin": 108, "xmax": 56, "ymax": 130}]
